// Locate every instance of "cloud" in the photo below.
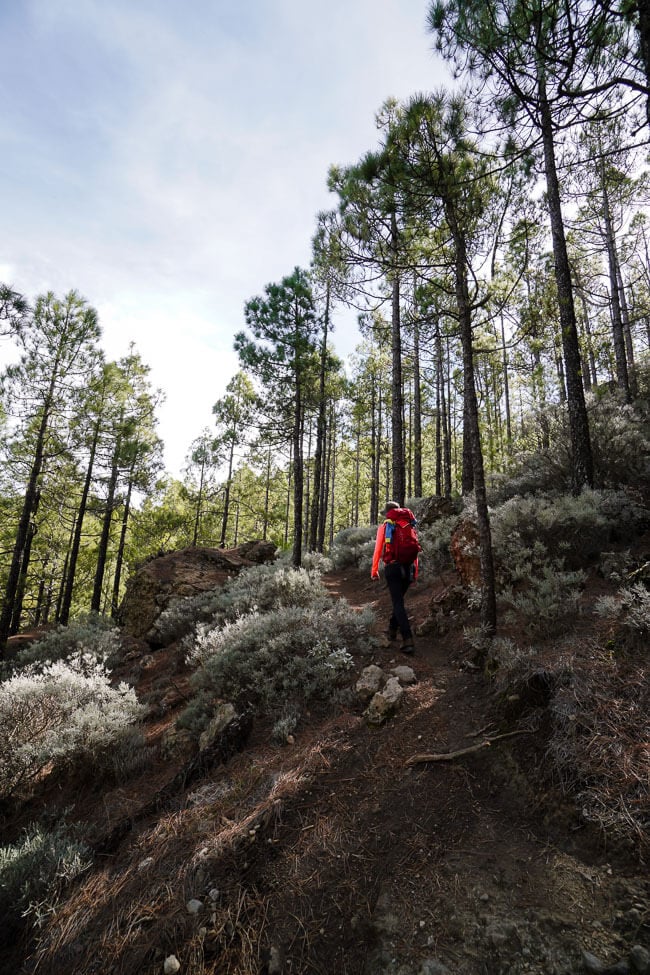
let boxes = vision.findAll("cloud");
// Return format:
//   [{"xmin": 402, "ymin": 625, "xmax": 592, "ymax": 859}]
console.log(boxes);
[{"xmin": 1, "ymin": 0, "xmax": 449, "ymax": 474}]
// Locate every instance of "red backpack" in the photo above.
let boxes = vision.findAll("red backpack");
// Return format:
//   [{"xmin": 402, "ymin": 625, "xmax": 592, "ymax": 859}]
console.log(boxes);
[{"xmin": 385, "ymin": 508, "xmax": 421, "ymax": 564}]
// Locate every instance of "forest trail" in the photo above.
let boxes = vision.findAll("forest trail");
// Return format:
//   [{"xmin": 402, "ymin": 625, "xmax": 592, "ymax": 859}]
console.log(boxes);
[
  {"xmin": 9, "ymin": 563, "xmax": 649, "ymax": 975},
  {"xmin": 311, "ymin": 566, "xmax": 650, "ymax": 974}
]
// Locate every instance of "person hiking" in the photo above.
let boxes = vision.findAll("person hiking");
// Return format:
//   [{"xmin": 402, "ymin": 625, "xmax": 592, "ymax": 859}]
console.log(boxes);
[{"xmin": 371, "ymin": 500, "xmax": 420, "ymax": 654}]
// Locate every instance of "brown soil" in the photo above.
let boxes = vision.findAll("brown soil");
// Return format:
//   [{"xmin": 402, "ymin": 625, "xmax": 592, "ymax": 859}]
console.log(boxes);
[{"xmin": 4, "ymin": 565, "xmax": 650, "ymax": 975}]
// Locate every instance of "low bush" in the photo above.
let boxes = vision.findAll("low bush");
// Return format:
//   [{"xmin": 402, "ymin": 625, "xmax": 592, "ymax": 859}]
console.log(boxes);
[
  {"xmin": 330, "ymin": 526, "xmax": 376, "ymax": 571},
  {"xmin": 154, "ymin": 562, "xmax": 329, "ymax": 645},
  {"xmin": 0, "ymin": 822, "xmax": 91, "ymax": 928},
  {"xmin": 0, "ymin": 654, "xmax": 144, "ymax": 800},
  {"xmin": 11, "ymin": 614, "xmax": 122, "ymax": 673},
  {"xmin": 500, "ymin": 565, "xmax": 586, "ymax": 638},
  {"xmin": 547, "ymin": 643, "xmax": 649, "ymax": 853},
  {"xmin": 595, "ymin": 582, "xmax": 650, "ymax": 651},
  {"xmin": 301, "ymin": 551, "xmax": 334, "ymax": 573},
  {"xmin": 417, "ymin": 513, "xmax": 457, "ymax": 574},
  {"xmin": 487, "ymin": 384, "xmax": 650, "ymax": 503},
  {"xmin": 491, "ymin": 489, "xmax": 647, "ymax": 571},
  {"xmin": 179, "ymin": 600, "xmax": 374, "ymax": 737}
]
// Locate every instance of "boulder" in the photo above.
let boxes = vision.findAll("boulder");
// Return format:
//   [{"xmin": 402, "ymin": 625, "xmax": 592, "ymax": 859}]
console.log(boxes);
[
  {"xmin": 365, "ymin": 676, "xmax": 404, "ymax": 725},
  {"xmin": 390, "ymin": 665, "xmax": 417, "ymax": 685},
  {"xmin": 419, "ymin": 583, "xmax": 467, "ymax": 637},
  {"xmin": 417, "ymin": 495, "xmax": 462, "ymax": 527},
  {"xmin": 118, "ymin": 543, "xmax": 276, "ymax": 640},
  {"xmin": 356, "ymin": 665, "xmax": 385, "ymax": 702}
]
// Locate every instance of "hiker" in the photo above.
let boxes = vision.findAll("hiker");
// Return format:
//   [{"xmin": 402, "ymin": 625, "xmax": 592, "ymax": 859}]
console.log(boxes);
[{"xmin": 371, "ymin": 500, "xmax": 420, "ymax": 654}]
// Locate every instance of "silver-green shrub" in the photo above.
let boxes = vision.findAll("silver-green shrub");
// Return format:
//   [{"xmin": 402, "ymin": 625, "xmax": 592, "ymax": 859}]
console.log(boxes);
[
  {"xmin": 301, "ymin": 550, "xmax": 333, "ymax": 573},
  {"xmin": 594, "ymin": 583, "xmax": 650, "ymax": 650},
  {"xmin": 488, "ymin": 492, "xmax": 618, "ymax": 636},
  {"xmin": 180, "ymin": 600, "xmax": 374, "ymax": 736},
  {"xmin": 417, "ymin": 514, "xmax": 457, "ymax": 574},
  {"xmin": 490, "ymin": 489, "xmax": 643, "ymax": 569},
  {"xmin": 500, "ymin": 565, "xmax": 586, "ymax": 638},
  {"xmin": 0, "ymin": 654, "xmax": 144, "ymax": 800},
  {"xmin": 0, "ymin": 823, "xmax": 91, "ymax": 927},
  {"xmin": 11, "ymin": 614, "xmax": 122, "ymax": 673},
  {"xmin": 488, "ymin": 385, "xmax": 650, "ymax": 502},
  {"xmin": 330, "ymin": 526, "xmax": 376, "ymax": 570},
  {"xmin": 154, "ymin": 563, "xmax": 329, "ymax": 645}
]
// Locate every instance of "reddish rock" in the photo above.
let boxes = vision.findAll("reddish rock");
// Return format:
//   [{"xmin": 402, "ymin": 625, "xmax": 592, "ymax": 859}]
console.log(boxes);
[
  {"xmin": 450, "ymin": 519, "xmax": 482, "ymax": 588},
  {"xmin": 118, "ymin": 543, "xmax": 276, "ymax": 639}
]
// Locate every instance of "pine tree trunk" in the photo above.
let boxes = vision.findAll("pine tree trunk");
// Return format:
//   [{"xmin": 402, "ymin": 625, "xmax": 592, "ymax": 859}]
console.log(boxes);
[
  {"xmin": 390, "ymin": 213, "xmax": 405, "ymax": 504},
  {"xmin": 539, "ymin": 73, "xmax": 593, "ymax": 489},
  {"xmin": 602, "ymin": 171, "xmax": 631, "ymax": 401},
  {"xmin": 328, "ymin": 436, "xmax": 336, "ymax": 549},
  {"xmin": 111, "ymin": 469, "xmax": 134, "ymax": 618},
  {"xmin": 448, "ymin": 207, "xmax": 497, "ymax": 634},
  {"xmin": 60, "ymin": 424, "xmax": 99, "ymax": 625},
  {"xmin": 0, "ymin": 400, "xmax": 52, "ymax": 649},
  {"xmin": 413, "ymin": 318, "xmax": 423, "ymax": 498},
  {"xmin": 291, "ymin": 382, "xmax": 303, "ymax": 568},
  {"xmin": 437, "ymin": 330, "xmax": 452, "ymax": 498},
  {"xmin": 435, "ymin": 375, "xmax": 442, "ymax": 496},
  {"xmin": 263, "ymin": 448, "xmax": 271, "ymax": 542},
  {"xmin": 10, "ymin": 493, "xmax": 41, "ymax": 635},
  {"xmin": 370, "ymin": 381, "xmax": 379, "ymax": 523},
  {"xmin": 284, "ymin": 443, "xmax": 292, "ymax": 549},
  {"xmin": 373, "ymin": 387, "xmax": 383, "ymax": 520},
  {"xmin": 636, "ymin": 0, "xmax": 650, "ymax": 128},
  {"xmin": 303, "ymin": 422, "xmax": 313, "ymax": 547},
  {"xmin": 91, "ymin": 446, "xmax": 120, "ymax": 614},
  {"xmin": 500, "ymin": 314, "xmax": 512, "ymax": 446},
  {"xmin": 309, "ymin": 284, "xmax": 330, "ymax": 551},
  {"xmin": 617, "ymin": 264, "xmax": 637, "ymax": 398},
  {"xmin": 219, "ymin": 440, "xmax": 236, "ymax": 548}
]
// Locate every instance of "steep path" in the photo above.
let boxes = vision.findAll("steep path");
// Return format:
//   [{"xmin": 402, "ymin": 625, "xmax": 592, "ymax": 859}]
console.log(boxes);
[{"xmin": 17, "ymin": 564, "xmax": 650, "ymax": 975}]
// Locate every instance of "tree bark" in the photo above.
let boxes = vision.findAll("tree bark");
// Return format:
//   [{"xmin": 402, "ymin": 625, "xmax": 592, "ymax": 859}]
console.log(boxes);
[
  {"xmin": 413, "ymin": 316, "xmax": 423, "ymax": 497},
  {"xmin": 10, "ymin": 491, "xmax": 41, "ymax": 635},
  {"xmin": 309, "ymin": 284, "xmax": 330, "ymax": 552},
  {"xmin": 390, "ymin": 212, "xmax": 405, "ymax": 504},
  {"xmin": 0, "ymin": 395, "xmax": 53, "ymax": 649},
  {"xmin": 91, "ymin": 440, "xmax": 121, "ymax": 614},
  {"xmin": 60, "ymin": 421, "xmax": 100, "ymax": 625},
  {"xmin": 448, "ymin": 207, "xmax": 497, "ymax": 634},
  {"xmin": 601, "ymin": 167, "xmax": 631, "ymax": 401},
  {"xmin": 538, "ymin": 74, "xmax": 594, "ymax": 490},
  {"xmin": 111, "ymin": 465, "xmax": 134, "ymax": 618}
]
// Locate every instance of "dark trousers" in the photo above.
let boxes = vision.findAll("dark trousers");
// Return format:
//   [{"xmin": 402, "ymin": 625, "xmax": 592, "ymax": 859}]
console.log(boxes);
[{"xmin": 384, "ymin": 561, "xmax": 413, "ymax": 639}]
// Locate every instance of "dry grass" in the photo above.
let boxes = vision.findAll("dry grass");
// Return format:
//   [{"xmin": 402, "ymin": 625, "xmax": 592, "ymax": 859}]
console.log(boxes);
[{"xmin": 547, "ymin": 640, "xmax": 649, "ymax": 853}]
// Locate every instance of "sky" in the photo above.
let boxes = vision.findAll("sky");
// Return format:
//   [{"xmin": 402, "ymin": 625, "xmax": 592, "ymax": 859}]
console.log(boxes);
[{"xmin": 0, "ymin": 0, "xmax": 450, "ymax": 476}]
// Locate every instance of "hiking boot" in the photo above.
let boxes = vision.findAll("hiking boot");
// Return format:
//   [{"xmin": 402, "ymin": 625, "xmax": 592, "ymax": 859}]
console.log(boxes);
[
  {"xmin": 387, "ymin": 626, "xmax": 398, "ymax": 641},
  {"xmin": 400, "ymin": 637, "xmax": 415, "ymax": 655}
]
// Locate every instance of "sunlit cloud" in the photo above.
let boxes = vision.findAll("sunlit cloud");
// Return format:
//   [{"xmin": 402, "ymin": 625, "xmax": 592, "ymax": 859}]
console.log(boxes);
[{"xmin": 0, "ymin": 0, "xmax": 449, "ymax": 474}]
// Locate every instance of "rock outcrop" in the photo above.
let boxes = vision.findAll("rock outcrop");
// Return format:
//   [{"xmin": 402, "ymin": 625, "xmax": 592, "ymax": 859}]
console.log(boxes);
[
  {"xmin": 417, "ymin": 495, "xmax": 462, "ymax": 527},
  {"xmin": 118, "ymin": 542, "xmax": 276, "ymax": 639}
]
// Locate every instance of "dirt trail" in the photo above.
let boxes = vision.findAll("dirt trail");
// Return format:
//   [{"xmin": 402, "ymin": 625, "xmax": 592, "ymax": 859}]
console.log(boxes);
[
  {"xmin": 302, "ymin": 567, "xmax": 650, "ymax": 974},
  {"xmin": 13, "ymin": 565, "xmax": 650, "ymax": 975}
]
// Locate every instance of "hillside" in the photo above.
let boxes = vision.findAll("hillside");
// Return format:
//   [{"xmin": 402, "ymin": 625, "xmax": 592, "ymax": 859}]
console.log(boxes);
[{"xmin": 1, "ymin": 524, "xmax": 648, "ymax": 975}]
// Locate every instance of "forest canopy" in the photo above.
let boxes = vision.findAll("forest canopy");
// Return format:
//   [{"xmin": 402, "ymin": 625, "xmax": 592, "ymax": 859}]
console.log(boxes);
[{"xmin": 0, "ymin": 0, "xmax": 649, "ymax": 643}]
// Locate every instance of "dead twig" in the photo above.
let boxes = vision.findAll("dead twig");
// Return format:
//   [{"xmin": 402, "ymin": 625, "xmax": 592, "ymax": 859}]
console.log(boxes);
[{"xmin": 406, "ymin": 730, "xmax": 532, "ymax": 766}]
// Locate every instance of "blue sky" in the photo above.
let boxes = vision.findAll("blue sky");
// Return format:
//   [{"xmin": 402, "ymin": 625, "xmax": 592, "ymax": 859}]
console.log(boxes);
[{"xmin": 0, "ymin": 0, "xmax": 449, "ymax": 475}]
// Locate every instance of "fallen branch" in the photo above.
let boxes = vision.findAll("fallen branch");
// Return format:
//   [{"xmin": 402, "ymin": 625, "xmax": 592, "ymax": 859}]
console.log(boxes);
[{"xmin": 406, "ymin": 730, "xmax": 532, "ymax": 766}]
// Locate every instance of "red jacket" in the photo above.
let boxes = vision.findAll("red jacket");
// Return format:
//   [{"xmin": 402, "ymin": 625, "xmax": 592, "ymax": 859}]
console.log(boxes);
[{"xmin": 371, "ymin": 507, "xmax": 419, "ymax": 579}]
